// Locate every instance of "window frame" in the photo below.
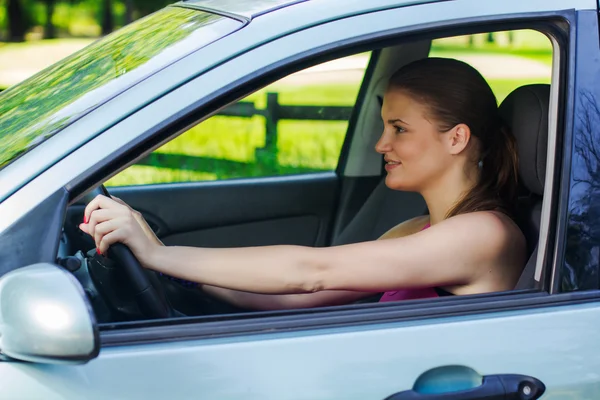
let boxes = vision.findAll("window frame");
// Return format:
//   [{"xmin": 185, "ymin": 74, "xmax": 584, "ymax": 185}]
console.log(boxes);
[{"xmin": 95, "ymin": 15, "xmax": 574, "ymax": 343}]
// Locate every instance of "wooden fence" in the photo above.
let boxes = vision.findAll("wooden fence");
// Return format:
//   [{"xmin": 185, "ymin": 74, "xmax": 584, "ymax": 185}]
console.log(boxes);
[
  {"xmin": 136, "ymin": 92, "xmax": 354, "ymax": 177},
  {"xmin": 215, "ymin": 92, "xmax": 352, "ymax": 155}
]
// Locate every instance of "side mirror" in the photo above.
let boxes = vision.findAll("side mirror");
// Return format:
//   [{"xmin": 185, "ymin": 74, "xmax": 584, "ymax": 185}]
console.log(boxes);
[{"xmin": 0, "ymin": 263, "xmax": 99, "ymax": 364}]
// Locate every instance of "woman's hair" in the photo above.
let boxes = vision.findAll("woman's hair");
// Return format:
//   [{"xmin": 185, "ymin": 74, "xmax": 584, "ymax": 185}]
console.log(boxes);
[{"xmin": 387, "ymin": 57, "xmax": 519, "ymax": 219}]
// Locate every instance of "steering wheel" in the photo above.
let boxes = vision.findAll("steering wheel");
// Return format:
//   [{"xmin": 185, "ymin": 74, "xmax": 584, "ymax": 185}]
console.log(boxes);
[{"xmin": 83, "ymin": 184, "xmax": 174, "ymax": 319}]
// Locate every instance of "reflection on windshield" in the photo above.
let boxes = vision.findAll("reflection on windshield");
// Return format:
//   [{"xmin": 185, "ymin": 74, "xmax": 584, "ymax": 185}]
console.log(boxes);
[{"xmin": 0, "ymin": 6, "xmax": 241, "ymax": 170}]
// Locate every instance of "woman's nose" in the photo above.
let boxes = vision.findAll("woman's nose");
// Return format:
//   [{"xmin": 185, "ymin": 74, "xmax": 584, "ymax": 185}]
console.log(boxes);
[{"xmin": 375, "ymin": 131, "xmax": 392, "ymax": 154}]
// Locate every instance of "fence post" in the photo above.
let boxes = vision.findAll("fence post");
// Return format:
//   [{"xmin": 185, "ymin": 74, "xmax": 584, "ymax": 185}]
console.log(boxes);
[{"xmin": 255, "ymin": 92, "xmax": 279, "ymax": 164}]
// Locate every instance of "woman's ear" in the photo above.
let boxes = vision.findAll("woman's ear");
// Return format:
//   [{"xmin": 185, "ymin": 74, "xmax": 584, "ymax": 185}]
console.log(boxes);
[{"xmin": 447, "ymin": 123, "xmax": 471, "ymax": 155}]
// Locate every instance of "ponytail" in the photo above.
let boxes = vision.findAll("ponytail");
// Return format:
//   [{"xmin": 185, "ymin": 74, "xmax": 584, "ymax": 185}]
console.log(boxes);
[{"xmin": 446, "ymin": 120, "xmax": 519, "ymax": 218}]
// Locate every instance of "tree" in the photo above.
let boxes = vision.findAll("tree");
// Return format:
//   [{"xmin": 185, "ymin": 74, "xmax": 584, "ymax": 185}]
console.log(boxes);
[
  {"xmin": 132, "ymin": 0, "xmax": 170, "ymax": 18},
  {"xmin": 7, "ymin": 0, "xmax": 27, "ymax": 41},
  {"xmin": 124, "ymin": 0, "xmax": 133, "ymax": 24},
  {"xmin": 43, "ymin": 0, "xmax": 56, "ymax": 39},
  {"xmin": 101, "ymin": 0, "xmax": 113, "ymax": 35}
]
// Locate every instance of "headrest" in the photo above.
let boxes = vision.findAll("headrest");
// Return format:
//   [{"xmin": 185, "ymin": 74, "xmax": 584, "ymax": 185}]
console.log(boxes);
[{"xmin": 499, "ymin": 84, "xmax": 550, "ymax": 196}]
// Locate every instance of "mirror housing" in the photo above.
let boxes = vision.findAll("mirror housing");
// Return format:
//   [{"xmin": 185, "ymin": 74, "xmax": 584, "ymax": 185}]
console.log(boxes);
[{"xmin": 0, "ymin": 263, "xmax": 99, "ymax": 364}]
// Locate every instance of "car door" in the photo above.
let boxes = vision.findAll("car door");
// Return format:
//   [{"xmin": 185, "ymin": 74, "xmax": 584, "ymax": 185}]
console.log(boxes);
[{"xmin": 2, "ymin": 1, "xmax": 600, "ymax": 399}]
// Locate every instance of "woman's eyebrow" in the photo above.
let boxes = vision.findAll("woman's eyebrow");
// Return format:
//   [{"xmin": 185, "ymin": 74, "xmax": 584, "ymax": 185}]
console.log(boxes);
[{"xmin": 388, "ymin": 118, "xmax": 410, "ymax": 125}]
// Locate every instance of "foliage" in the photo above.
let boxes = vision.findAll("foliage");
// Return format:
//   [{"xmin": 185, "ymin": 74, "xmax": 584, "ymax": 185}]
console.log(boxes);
[
  {"xmin": 0, "ymin": 0, "xmax": 173, "ymax": 40},
  {"xmin": 0, "ymin": 7, "xmax": 220, "ymax": 168}
]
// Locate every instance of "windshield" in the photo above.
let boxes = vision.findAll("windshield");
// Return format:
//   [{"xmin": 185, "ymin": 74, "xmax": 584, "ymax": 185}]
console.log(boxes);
[{"xmin": 0, "ymin": 6, "xmax": 242, "ymax": 170}]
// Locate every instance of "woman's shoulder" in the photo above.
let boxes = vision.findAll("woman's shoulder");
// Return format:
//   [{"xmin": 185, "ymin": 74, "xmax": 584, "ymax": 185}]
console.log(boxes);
[
  {"xmin": 437, "ymin": 210, "xmax": 527, "ymax": 263},
  {"xmin": 445, "ymin": 210, "xmax": 523, "ymax": 238},
  {"xmin": 378, "ymin": 215, "xmax": 430, "ymax": 240},
  {"xmin": 432, "ymin": 211, "xmax": 527, "ymax": 292},
  {"xmin": 378, "ymin": 210, "xmax": 525, "ymax": 253}
]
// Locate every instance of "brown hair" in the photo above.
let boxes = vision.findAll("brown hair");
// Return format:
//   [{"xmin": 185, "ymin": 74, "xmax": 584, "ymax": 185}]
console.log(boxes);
[{"xmin": 388, "ymin": 57, "xmax": 519, "ymax": 219}]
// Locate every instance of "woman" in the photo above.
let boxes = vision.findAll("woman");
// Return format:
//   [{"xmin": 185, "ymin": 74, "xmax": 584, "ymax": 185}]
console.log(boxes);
[{"xmin": 80, "ymin": 58, "xmax": 527, "ymax": 311}]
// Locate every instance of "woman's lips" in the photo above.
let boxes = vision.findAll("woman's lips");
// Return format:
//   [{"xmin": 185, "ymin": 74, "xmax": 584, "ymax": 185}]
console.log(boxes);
[{"xmin": 385, "ymin": 161, "xmax": 401, "ymax": 171}]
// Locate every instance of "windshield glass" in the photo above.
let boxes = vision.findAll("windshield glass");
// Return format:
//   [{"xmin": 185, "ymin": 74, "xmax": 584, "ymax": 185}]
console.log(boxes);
[{"xmin": 0, "ymin": 6, "xmax": 241, "ymax": 170}]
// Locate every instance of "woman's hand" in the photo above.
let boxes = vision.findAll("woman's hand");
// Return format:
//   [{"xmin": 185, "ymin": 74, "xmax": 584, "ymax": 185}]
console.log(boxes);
[
  {"xmin": 79, "ymin": 194, "xmax": 159, "ymax": 265},
  {"xmin": 110, "ymin": 195, "xmax": 163, "ymax": 247}
]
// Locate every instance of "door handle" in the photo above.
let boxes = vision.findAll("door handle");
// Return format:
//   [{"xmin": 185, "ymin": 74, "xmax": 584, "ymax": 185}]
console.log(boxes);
[{"xmin": 386, "ymin": 373, "xmax": 545, "ymax": 400}]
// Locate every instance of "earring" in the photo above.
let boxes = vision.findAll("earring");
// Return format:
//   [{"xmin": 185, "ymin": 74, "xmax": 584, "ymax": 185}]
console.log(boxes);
[{"xmin": 478, "ymin": 160, "xmax": 483, "ymax": 169}]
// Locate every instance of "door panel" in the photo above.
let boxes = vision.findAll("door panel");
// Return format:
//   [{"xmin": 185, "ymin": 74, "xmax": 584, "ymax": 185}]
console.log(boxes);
[
  {"xmin": 68, "ymin": 173, "xmax": 339, "ymax": 249},
  {"xmin": 2, "ymin": 302, "xmax": 599, "ymax": 399}
]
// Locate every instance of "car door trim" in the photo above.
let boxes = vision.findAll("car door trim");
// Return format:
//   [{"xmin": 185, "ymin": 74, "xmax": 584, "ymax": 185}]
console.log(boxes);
[{"xmin": 100, "ymin": 290, "xmax": 600, "ymax": 346}]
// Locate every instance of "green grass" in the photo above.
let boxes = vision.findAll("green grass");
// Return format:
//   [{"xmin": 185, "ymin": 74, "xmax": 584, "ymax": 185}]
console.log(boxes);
[
  {"xmin": 107, "ymin": 165, "xmax": 217, "ymax": 186},
  {"xmin": 430, "ymin": 47, "xmax": 553, "ymax": 66}
]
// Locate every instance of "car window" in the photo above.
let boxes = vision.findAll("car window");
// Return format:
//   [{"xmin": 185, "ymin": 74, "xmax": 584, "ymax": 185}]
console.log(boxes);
[
  {"xmin": 107, "ymin": 53, "xmax": 372, "ymax": 186},
  {"xmin": 430, "ymin": 29, "xmax": 552, "ymax": 102},
  {"xmin": 0, "ymin": 6, "xmax": 242, "ymax": 171}
]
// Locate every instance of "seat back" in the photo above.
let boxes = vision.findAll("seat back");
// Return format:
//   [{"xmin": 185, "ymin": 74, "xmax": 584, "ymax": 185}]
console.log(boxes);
[
  {"xmin": 333, "ymin": 184, "xmax": 425, "ymax": 245},
  {"xmin": 498, "ymin": 84, "xmax": 550, "ymax": 289}
]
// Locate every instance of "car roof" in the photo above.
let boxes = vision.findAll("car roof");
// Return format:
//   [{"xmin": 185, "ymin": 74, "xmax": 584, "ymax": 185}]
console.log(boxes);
[
  {"xmin": 179, "ymin": 0, "xmax": 451, "ymax": 19},
  {"xmin": 180, "ymin": 0, "xmax": 309, "ymax": 18}
]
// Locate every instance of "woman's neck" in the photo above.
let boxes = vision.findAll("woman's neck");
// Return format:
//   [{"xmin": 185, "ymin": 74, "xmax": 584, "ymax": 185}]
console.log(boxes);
[{"xmin": 420, "ymin": 165, "xmax": 478, "ymax": 225}]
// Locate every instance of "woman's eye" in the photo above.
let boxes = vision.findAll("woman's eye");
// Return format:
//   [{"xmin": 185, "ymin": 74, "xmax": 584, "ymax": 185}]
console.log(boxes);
[{"xmin": 394, "ymin": 125, "xmax": 406, "ymax": 134}]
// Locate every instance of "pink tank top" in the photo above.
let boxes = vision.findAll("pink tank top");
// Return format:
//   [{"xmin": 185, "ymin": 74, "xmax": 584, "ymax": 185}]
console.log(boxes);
[{"xmin": 378, "ymin": 223, "xmax": 440, "ymax": 302}]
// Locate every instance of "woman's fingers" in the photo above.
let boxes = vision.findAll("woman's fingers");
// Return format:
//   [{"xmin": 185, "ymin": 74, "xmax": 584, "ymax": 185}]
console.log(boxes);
[
  {"xmin": 97, "ymin": 229, "xmax": 126, "ymax": 255},
  {"xmin": 84, "ymin": 208, "xmax": 117, "ymax": 238},
  {"xmin": 83, "ymin": 194, "xmax": 124, "ymax": 224},
  {"xmin": 90, "ymin": 213, "xmax": 141, "ymax": 254},
  {"xmin": 93, "ymin": 219, "xmax": 122, "ymax": 251},
  {"xmin": 96, "ymin": 216, "xmax": 141, "ymax": 255},
  {"xmin": 81, "ymin": 194, "xmax": 137, "ymax": 249}
]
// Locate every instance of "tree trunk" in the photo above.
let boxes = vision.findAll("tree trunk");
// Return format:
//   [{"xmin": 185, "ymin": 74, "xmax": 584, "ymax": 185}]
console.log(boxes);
[
  {"xmin": 7, "ymin": 0, "xmax": 27, "ymax": 42},
  {"xmin": 125, "ymin": 0, "xmax": 134, "ymax": 24},
  {"xmin": 44, "ymin": 0, "xmax": 56, "ymax": 39},
  {"xmin": 101, "ymin": 0, "xmax": 114, "ymax": 35}
]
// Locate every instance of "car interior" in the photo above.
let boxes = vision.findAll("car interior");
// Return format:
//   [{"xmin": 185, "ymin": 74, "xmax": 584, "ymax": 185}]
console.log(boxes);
[{"xmin": 57, "ymin": 27, "xmax": 555, "ymax": 323}]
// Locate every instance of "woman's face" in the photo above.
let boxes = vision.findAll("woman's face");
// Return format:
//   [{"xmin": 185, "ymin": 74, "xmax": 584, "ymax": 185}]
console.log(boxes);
[{"xmin": 375, "ymin": 89, "xmax": 455, "ymax": 192}]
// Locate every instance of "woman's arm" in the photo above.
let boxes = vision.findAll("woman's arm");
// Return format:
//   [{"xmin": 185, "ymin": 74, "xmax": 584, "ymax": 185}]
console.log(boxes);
[
  {"xmin": 201, "ymin": 216, "xmax": 430, "ymax": 310},
  {"xmin": 164, "ymin": 213, "xmax": 520, "ymax": 293},
  {"xmin": 81, "ymin": 195, "xmax": 521, "ymax": 295}
]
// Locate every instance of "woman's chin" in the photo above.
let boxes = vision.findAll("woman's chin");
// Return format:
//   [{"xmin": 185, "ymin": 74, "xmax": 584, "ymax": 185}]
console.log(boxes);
[{"xmin": 384, "ymin": 175, "xmax": 416, "ymax": 192}]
